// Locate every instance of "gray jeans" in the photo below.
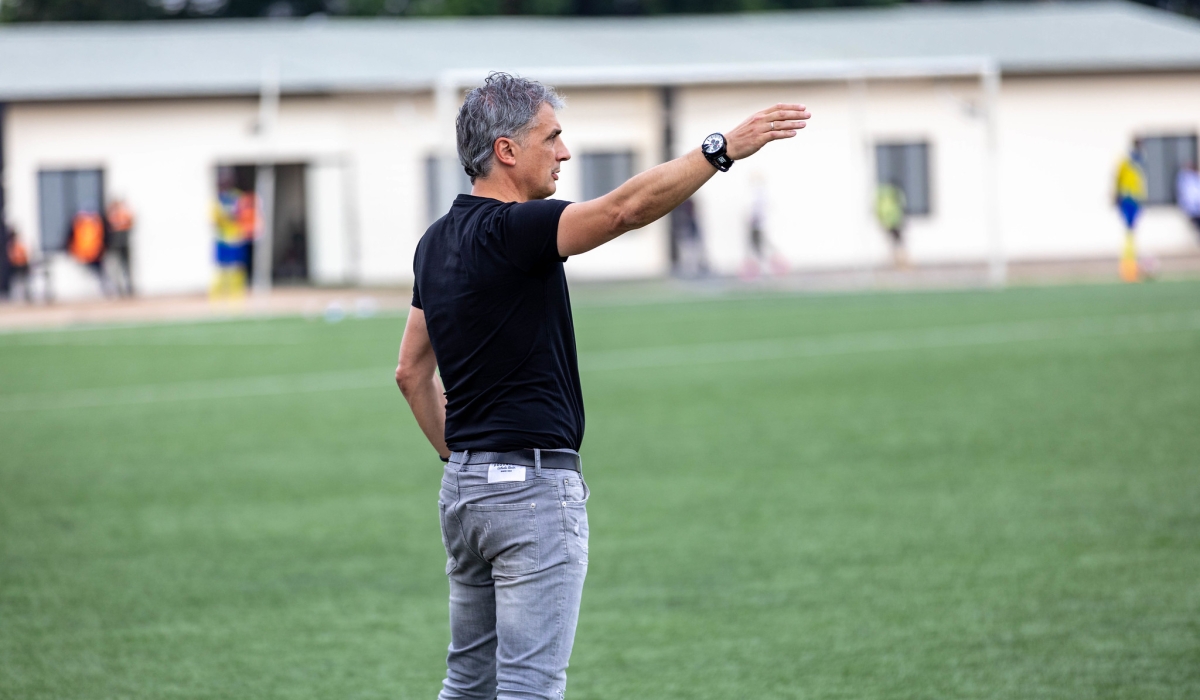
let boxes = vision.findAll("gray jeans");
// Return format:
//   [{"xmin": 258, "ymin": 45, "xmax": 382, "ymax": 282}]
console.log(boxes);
[{"xmin": 437, "ymin": 453, "xmax": 590, "ymax": 700}]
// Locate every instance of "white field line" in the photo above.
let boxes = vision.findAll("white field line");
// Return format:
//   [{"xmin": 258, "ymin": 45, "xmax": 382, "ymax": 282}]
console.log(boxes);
[
  {"xmin": 0, "ymin": 369, "xmax": 389, "ymax": 413},
  {"xmin": 0, "ymin": 337, "xmax": 308, "ymax": 347},
  {"xmin": 2, "ymin": 310, "xmax": 1198, "ymax": 413}
]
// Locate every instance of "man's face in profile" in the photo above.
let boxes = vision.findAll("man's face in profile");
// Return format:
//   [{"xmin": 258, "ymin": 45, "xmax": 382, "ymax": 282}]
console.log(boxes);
[{"xmin": 514, "ymin": 103, "xmax": 571, "ymax": 200}]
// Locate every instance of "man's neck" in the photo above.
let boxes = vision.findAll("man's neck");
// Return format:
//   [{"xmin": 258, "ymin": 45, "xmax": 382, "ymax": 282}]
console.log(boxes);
[{"xmin": 470, "ymin": 174, "xmax": 528, "ymax": 204}]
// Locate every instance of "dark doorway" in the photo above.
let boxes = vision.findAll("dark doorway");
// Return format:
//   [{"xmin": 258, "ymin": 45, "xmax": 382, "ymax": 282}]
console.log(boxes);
[
  {"xmin": 271, "ymin": 164, "xmax": 308, "ymax": 284},
  {"xmin": 214, "ymin": 162, "xmax": 309, "ymax": 287}
]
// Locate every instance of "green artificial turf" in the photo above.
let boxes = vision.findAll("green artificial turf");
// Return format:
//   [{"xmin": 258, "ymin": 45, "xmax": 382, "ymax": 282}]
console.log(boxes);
[{"xmin": 1, "ymin": 280, "xmax": 1199, "ymax": 699}]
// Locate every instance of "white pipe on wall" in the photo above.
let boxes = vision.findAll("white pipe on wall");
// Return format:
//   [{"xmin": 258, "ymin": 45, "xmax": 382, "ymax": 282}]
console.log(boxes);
[{"xmin": 981, "ymin": 62, "xmax": 1005, "ymax": 286}]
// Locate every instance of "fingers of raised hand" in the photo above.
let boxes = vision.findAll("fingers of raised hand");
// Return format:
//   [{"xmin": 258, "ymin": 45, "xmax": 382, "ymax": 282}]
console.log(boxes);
[
  {"xmin": 766, "ymin": 120, "xmax": 806, "ymax": 132},
  {"xmin": 767, "ymin": 109, "xmax": 810, "ymax": 123},
  {"xmin": 759, "ymin": 107, "xmax": 810, "ymax": 136}
]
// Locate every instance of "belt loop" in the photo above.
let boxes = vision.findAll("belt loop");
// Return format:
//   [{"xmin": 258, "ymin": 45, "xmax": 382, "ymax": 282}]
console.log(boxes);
[
  {"xmin": 461, "ymin": 450, "xmax": 470, "ymax": 471},
  {"xmin": 534, "ymin": 448, "xmax": 542, "ymax": 478}
]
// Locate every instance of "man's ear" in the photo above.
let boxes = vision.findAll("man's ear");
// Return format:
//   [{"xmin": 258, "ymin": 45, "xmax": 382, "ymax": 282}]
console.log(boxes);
[{"xmin": 493, "ymin": 137, "xmax": 518, "ymax": 168}]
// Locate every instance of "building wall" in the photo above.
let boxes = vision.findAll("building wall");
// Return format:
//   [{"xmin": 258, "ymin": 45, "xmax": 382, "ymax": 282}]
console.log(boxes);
[
  {"xmin": 677, "ymin": 72, "xmax": 1200, "ymax": 276},
  {"xmin": 5, "ymin": 70, "xmax": 1198, "ymax": 299},
  {"xmin": 5, "ymin": 93, "xmax": 461, "ymax": 299},
  {"xmin": 997, "ymin": 72, "xmax": 1200, "ymax": 261},
  {"xmin": 4, "ymin": 87, "xmax": 668, "ymax": 300},
  {"xmin": 8, "ymin": 98, "xmax": 251, "ymax": 299}
]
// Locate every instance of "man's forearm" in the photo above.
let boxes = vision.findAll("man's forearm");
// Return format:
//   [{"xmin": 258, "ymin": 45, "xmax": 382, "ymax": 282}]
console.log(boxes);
[
  {"xmin": 558, "ymin": 104, "xmax": 808, "ymax": 258},
  {"xmin": 612, "ymin": 149, "xmax": 715, "ymax": 232},
  {"xmin": 402, "ymin": 374, "xmax": 449, "ymax": 459}
]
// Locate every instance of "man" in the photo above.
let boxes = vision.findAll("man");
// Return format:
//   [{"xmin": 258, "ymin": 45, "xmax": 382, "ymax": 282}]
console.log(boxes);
[
  {"xmin": 105, "ymin": 198, "xmax": 135, "ymax": 297},
  {"xmin": 210, "ymin": 171, "xmax": 254, "ymax": 299},
  {"xmin": 671, "ymin": 197, "xmax": 708, "ymax": 277},
  {"xmin": 68, "ymin": 209, "xmax": 109, "ymax": 296},
  {"xmin": 1114, "ymin": 147, "xmax": 1147, "ymax": 282},
  {"xmin": 742, "ymin": 174, "xmax": 787, "ymax": 278},
  {"xmin": 875, "ymin": 181, "xmax": 908, "ymax": 269},
  {"xmin": 395, "ymin": 72, "xmax": 809, "ymax": 700},
  {"xmin": 4, "ymin": 224, "xmax": 31, "ymax": 302}
]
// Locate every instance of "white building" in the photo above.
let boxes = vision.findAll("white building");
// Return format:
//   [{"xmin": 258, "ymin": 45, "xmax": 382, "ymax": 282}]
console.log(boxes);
[{"xmin": 1, "ymin": 1, "xmax": 1199, "ymax": 299}]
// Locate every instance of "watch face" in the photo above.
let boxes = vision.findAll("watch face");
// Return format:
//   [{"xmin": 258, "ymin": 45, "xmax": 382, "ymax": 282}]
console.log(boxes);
[{"xmin": 702, "ymin": 133, "xmax": 725, "ymax": 155}]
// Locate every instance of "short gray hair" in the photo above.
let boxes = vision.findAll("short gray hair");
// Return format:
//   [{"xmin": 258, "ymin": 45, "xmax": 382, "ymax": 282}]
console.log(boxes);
[{"xmin": 457, "ymin": 72, "xmax": 565, "ymax": 183}]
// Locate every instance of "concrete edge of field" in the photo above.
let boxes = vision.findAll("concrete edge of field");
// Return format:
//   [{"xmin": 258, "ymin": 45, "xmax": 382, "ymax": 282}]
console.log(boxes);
[{"xmin": 2, "ymin": 254, "xmax": 1200, "ymax": 333}]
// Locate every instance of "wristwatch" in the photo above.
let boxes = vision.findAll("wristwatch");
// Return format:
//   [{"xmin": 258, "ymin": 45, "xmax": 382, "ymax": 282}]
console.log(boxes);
[{"xmin": 701, "ymin": 133, "xmax": 733, "ymax": 172}]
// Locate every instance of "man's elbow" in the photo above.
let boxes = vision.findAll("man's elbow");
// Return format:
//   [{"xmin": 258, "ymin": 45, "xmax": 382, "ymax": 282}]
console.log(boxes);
[{"xmin": 394, "ymin": 363, "xmax": 427, "ymax": 398}]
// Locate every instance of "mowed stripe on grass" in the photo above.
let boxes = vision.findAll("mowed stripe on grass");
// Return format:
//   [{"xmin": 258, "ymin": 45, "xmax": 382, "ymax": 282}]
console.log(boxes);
[{"xmin": 4, "ymin": 307, "xmax": 1199, "ymax": 412}]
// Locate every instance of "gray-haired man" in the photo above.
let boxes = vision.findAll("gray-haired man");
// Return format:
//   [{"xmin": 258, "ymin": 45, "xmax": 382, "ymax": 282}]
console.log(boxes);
[{"xmin": 396, "ymin": 72, "xmax": 809, "ymax": 699}]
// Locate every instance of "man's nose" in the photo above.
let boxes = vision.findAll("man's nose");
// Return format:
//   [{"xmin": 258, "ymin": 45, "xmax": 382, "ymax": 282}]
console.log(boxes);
[{"xmin": 559, "ymin": 145, "xmax": 571, "ymax": 162}]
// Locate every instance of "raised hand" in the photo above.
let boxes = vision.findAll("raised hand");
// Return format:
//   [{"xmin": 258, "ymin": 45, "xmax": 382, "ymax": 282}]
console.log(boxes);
[{"xmin": 725, "ymin": 103, "xmax": 811, "ymax": 161}]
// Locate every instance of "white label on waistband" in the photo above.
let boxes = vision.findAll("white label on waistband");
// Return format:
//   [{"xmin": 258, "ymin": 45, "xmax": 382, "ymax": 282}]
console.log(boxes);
[{"xmin": 488, "ymin": 464, "xmax": 527, "ymax": 483}]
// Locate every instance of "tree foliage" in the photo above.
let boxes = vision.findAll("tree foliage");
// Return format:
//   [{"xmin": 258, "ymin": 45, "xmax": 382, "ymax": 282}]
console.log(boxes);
[{"xmin": 1, "ymin": 0, "xmax": 1196, "ymax": 22}]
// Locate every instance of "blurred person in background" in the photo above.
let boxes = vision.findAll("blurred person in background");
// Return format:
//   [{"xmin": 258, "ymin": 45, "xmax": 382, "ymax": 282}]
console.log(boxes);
[
  {"xmin": 672, "ymin": 197, "xmax": 709, "ymax": 277},
  {"xmin": 1115, "ymin": 146, "xmax": 1147, "ymax": 282},
  {"xmin": 395, "ymin": 72, "xmax": 808, "ymax": 700},
  {"xmin": 4, "ymin": 224, "xmax": 32, "ymax": 302},
  {"xmin": 211, "ymin": 169, "xmax": 253, "ymax": 298},
  {"xmin": 875, "ymin": 181, "xmax": 908, "ymax": 268},
  {"xmin": 105, "ymin": 198, "xmax": 135, "ymax": 297},
  {"xmin": 68, "ymin": 209, "xmax": 110, "ymax": 296},
  {"xmin": 1177, "ymin": 161, "xmax": 1200, "ymax": 241},
  {"xmin": 741, "ymin": 174, "xmax": 787, "ymax": 279},
  {"xmin": 0, "ymin": 222, "xmax": 11, "ymax": 296},
  {"xmin": 237, "ymin": 189, "xmax": 259, "ymax": 283}
]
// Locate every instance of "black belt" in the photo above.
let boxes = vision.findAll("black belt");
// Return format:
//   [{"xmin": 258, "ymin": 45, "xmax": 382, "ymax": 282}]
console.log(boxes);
[{"xmin": 449, "ymin": 449, "xmax": 581, "ymax": 473}]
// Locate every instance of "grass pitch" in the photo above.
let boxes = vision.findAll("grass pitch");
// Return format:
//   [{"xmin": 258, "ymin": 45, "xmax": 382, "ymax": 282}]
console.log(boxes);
[{"xmin": 2, "ymin": 280, "xmax": 1199, "ymax": 699}]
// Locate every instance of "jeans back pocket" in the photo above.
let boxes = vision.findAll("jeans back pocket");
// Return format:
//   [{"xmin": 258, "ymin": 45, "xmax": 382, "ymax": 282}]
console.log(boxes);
[{"xmin": 464, "ymin": 502, "xmax": 540, "ymax": 577}]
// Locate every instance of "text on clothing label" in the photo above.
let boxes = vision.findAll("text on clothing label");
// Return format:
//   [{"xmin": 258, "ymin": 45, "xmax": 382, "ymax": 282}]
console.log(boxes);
[{"xmin": 488, "ymin": 464, "xmax": 527, "ymax": 483}]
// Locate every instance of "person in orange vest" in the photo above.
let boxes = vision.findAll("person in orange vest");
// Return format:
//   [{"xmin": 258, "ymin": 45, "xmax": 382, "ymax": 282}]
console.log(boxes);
[
  {"xmin": 236, "ymin": 190, "xmax": 259, "ymax": 283},
  {"xmin": 105, "ymin": 199, "xmax": 135, "ymax": 297},
  {"xmin": 68, "ymin": 210, "xmax": 110, "ymax": 296},
  {"xmin": 5, "ymin": 224, "xmax": 32, "ymax": 302}
]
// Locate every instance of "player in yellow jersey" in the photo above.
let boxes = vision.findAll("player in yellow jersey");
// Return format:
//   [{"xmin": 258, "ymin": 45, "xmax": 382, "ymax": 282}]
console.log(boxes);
[{"xmin": 1114, "ymin": 148, "xmax": 1147, "ymax": 282}]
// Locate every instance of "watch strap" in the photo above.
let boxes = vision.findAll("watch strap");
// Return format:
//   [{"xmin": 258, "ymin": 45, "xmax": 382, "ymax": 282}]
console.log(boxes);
[{"xmin": 707, "ymin": 151, "xmax": 734, "ymax": 172}]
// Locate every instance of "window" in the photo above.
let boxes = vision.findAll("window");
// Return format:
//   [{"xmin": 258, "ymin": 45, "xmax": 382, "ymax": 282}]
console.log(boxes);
[
  {"xmin": 38, "ymin": 169, "xmax": 103, "ymax": 251},
  {"xmin": 875, "ymin": 142, "xmax": 931, "ymax": 216},
  {"xmin": 1140, "ymin": 134, "xmax": 1198, "ymax": 206},
  {"xmin": 425, "ymin": 156, "xmax": 472, "ymax": 224},
  {"xmin": 581, "ymin": 152, "xmax": 634, "ymax": 201}
]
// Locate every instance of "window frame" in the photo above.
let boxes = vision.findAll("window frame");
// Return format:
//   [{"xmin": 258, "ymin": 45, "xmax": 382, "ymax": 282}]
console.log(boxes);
[
  {"xmin": 580, "ymin": 150, "xmax": 636, "ymax": 202},
  {"xmin": 1137, "ymin": 133, "xmax": 1199, "ymax": 207},
  {"xmin": 37, "ymin": 167, "xmax": 105, "ymax": 252}
]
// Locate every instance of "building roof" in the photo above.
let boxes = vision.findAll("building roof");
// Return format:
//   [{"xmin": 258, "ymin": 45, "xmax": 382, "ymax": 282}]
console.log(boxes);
[{"xmin": 1, "ymin": 1, "xmax": 1199, "ymax": 101}]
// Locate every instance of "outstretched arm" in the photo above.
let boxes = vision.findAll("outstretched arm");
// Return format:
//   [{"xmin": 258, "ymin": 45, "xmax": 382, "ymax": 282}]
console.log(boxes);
[
  {"xmin": 557, "ymin": 103, "xmax": 810, "ymax": 257},
  {"xmin": 395, "ymin": 306, "xmax": 450, "ymax": 460}
]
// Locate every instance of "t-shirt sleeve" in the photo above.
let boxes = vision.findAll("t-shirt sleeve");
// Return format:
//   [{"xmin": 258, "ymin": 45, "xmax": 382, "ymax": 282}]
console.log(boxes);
[
  {"xmin": 499, "ymin": 198, "xmax": 572, "ymax": 272},
  {"xmin": 411, "ymin": 247, "xmax": 423, "ymax": 310}
]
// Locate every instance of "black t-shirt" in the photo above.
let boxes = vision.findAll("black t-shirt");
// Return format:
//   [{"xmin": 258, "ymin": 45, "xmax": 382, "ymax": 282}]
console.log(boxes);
[{"xmin": 412, "ymin": 194, "xmax": 584, "ymax": 452}]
